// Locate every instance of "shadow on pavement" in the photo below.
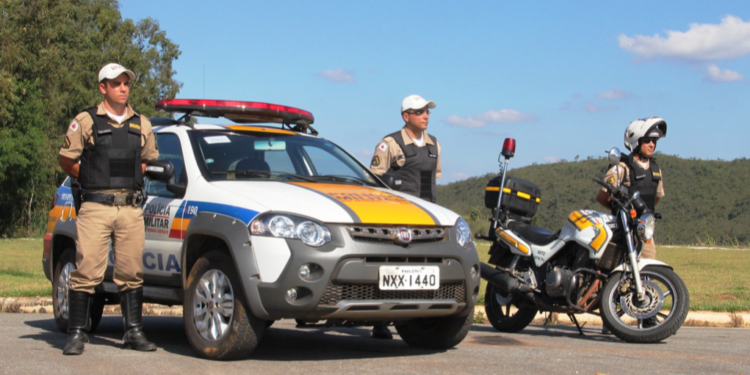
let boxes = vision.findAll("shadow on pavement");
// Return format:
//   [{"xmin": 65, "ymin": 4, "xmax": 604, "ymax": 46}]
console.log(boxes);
[{"xmin": 23, "ymin": 316, "xmax": 450, "ymax": 361}]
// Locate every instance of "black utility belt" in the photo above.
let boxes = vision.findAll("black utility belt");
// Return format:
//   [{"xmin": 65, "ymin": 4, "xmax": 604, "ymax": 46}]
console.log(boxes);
[{"xmin": 82, "ymin": 192, "xmax": 144, "ymax": 206}]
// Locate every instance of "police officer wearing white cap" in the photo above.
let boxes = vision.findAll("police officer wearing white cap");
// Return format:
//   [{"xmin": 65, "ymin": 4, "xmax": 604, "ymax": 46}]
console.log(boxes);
[
  {"xmin": 58, "ymin": 63, "xmax": 159, "ymax": 355},
  {"xmin": 370, "ymin": 94, "xmax": 442, "ymax": 202},
  {"xmin": 367, "ymin": 94, "xmax": 441, "ymax": 340}
]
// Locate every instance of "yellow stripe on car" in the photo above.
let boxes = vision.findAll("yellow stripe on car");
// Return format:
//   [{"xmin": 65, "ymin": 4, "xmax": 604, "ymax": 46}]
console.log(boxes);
[{"xmin": 292, "ymin": 183, "xmax": 436, "ymax": 225}]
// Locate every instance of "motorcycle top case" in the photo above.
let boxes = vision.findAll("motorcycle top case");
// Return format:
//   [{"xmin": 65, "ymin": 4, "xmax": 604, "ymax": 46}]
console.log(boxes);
[{"xmin": 484, "ymin": 176, "xmax": 541, "ymax": 218}]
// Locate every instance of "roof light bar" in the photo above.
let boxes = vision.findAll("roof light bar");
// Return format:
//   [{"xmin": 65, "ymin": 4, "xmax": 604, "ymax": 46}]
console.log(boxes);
[{"xmin": 155, "ymin": 99, "xmax": 314, "ymax": 125}]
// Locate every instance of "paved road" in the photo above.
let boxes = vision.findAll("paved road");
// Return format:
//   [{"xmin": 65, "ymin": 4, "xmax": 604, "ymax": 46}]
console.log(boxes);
[{"xmin": 1, "ymin": 314, "xmax": 748, "ymax": 375}]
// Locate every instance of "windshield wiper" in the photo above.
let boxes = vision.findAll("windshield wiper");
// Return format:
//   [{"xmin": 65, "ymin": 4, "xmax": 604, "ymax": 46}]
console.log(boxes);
[
  {"xmin": 312, "ymin": 174, "xmax": 377, "ymax": 186},
  {"xmin": 212, "ymin": 170, "xmax": 316, "ymax": 182}
]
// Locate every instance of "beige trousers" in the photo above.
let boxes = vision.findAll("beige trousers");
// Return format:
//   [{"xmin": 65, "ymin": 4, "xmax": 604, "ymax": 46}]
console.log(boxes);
[
  {"xmin": 641, "ymin": 238, "xmax": 656, "ymax": 260},
  {"xmin": 70, "ymin": 202, "xmax": 145, "ymax": 294}
]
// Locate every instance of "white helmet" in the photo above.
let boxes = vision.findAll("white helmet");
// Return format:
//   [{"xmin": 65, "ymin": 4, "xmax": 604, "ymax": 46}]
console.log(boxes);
[{"xmin": 624, "ymin": 117, "xmax": 667, "ymax": 151}]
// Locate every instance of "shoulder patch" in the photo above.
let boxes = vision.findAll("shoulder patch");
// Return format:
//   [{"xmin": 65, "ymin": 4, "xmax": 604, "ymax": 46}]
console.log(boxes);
[
  {"xmin": 69, "ymin": 120, "xmax": 79, "ymax": 132},
  {"xmin": 62, "ymin": 136, "xmax": 71, "ymax": 149},
  {"xmin": 371, "ymin": 155, "xmax": 380, "ymax": 167},
  {"xmin": 378, "ymin": 142, "xmax": 388, "ymax": 152}
]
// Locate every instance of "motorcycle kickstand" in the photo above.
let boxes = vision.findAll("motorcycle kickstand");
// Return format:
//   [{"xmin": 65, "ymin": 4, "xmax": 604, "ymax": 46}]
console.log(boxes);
[{"xmin": 567, "ymin": 314, "xmax": 586, "ymax": 336}]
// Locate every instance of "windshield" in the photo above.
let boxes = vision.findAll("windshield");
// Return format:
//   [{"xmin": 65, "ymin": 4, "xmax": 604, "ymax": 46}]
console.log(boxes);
[{"xmin": 190, "ymin": 131, "xmax": 380, "ymax": 186}]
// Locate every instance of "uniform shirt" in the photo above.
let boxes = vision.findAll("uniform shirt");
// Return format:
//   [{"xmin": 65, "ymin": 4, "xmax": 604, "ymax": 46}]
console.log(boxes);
[
  {"xmin": 369, "ymin": 127, "xmax": 442, "ymax": 178},
  {"xmin": 601, "ymin": 161, "xmax": 665, "ymax": 199},
  {"xmin": 59, "ymin": 102, "xmax": 159, "ymax": 193}
]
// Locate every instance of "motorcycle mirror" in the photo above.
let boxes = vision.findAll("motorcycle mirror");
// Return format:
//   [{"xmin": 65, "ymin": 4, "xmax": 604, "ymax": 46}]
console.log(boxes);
[
  {"xmin": 501, "ymin": 138, "xmax": 516, "ymax": 159},
  {"xmin": 607, "ymin": 147, "xmax": 621, "ymax": 165}
]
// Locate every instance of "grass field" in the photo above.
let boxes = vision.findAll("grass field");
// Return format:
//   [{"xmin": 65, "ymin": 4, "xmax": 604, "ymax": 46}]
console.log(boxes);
[{"xmin": 2, "ymin": 239, "xmax": 748, "ymax": 311}]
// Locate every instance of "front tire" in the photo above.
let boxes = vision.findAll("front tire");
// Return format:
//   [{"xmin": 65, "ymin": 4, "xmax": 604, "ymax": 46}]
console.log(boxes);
[
  {"xmin": 600, "ymin": 266, "xmax": 689, "ymax": 343},
  {"xmin": 395, "ymin": 308, "xmax": 474, "ymax": 350},
  {"xmin": 52, "ymin": 248, "xmax": 104, "ymax": 333},
  {"xmin": 184, "ymin": 251, "xmax": 266, "ymax": 360}
]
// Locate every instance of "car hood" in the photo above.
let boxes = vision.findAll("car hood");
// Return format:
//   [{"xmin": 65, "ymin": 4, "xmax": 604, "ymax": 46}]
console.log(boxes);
[{"xmin": 208, "ymin": 181, "xmax": 459, "ymax": 226}]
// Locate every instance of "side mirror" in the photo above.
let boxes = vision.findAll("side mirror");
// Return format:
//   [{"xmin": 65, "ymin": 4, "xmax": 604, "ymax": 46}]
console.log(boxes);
[
  {"xmin": 145, "ymin": 160, "xmax": 175, "ymax": 182},
  {"xmin": 380, "ymin": 173, "xmax": 402, "ymax": 191},
  {"xmin": 607, "ymin": 147, "xmax": 622, "ymax": 166}
]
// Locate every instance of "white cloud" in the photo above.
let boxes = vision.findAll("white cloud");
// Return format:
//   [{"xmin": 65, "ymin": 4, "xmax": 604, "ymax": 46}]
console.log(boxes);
[
  {"xmin": 544, "ymin": 157, "xmax": 558, "ymax": 163},
  {"xmin": 316, "ymin": 68, "xmax": 355, "ymax": 83},
  {"xmin": 706, "ymin": 64, "xmax": 744, "ymax": 82},
  {"xmin": 584, "ymin": 102, "xmax": 619, "ymax": 113},
  {"xmin": 618, "ymin": 15, "xmax": 750, "ymax": 61},
  {"xmin": 356, "ymin": 150, "xmax": 373, "ymax": 158},
  {"xmin": 445, "ymin": 109, "xmax": 536, "ymax": 128},
  {"xmin": 596, "ymin": 88, "xmax": 633, "ymax": 100}
]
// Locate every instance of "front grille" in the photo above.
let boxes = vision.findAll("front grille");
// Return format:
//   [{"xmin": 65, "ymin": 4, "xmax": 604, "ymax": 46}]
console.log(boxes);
[
  {"xmin": 598, "ymin": 242, "xmax": 626, "ymax": 271},
  {"xmin": 319, "ymin": 281, "xmax": 466, "ymax": 306},
  {"xmin": 346, "ymin": 226, "xmax": 446, "ymax": 246}
]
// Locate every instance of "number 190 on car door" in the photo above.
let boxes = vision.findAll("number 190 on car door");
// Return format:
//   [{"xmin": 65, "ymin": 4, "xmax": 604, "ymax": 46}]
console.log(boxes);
[{"xmin": 379, "ymin": 266, "xmax": 439, "ymax": 290}]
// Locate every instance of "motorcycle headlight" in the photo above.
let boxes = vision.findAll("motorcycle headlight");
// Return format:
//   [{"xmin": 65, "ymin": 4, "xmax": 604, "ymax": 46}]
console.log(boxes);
[
  {"xmin": 636, "ymin": 213, "xmax": 656, "ymax": 241},
  {"xmin": 455, "ymin": 218, "xmax": 472, "ymax": 250},
  {"xmin": 250, "ymin": 213, "xmax": 331, "ymax": 247}
]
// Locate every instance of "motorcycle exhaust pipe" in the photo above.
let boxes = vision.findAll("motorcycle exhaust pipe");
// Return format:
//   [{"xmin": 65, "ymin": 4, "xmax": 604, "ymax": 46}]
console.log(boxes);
[
  {"xmin": 480, "ymin": 263, "xmax": 521, "ymax": 295},
  {"xmin": 480, "ymin": 263, "xmax": 554, "ymax": 311}
]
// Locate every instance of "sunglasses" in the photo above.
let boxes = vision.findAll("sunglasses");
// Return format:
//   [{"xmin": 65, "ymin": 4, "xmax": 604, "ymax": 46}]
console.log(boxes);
[
  {"xmin": 641, "ymin": 138, "xmax": 658, "ymax": 145},
  {"xmin": 407, "ymin": 109, "xmax": 431, "ymax": 116}
]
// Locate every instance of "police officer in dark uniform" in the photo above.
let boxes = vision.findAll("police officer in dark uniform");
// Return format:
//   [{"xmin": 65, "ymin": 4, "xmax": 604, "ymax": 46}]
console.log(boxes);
[
  {"xmin": 58, "ymin": 63, "xmax": 159, "ymax": 355},
  {"xmin": 367, "ymin": 94, "xmax": 441, "ymax": 339}
]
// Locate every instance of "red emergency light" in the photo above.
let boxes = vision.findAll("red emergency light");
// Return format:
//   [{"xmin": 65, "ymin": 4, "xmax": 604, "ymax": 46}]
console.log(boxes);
[
  {"xmin": 155, "ymin": 99, "xmax": 315, "ymax": 125},
  {"xmin": 501, "ymin": 138, "xmax": 516, "ymax": 158}
]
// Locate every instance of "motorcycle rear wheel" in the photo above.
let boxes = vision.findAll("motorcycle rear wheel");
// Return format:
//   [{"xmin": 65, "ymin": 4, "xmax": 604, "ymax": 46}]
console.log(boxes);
[
  {"xmin": 600, "ymin": 266, "xmax": 689, "ymax": 343},
  {"xmin": 484, "ymin": 282, "xmax": 538, "ymax": 333}
]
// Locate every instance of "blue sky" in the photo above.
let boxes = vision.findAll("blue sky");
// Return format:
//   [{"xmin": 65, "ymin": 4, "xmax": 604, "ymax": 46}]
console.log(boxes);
[{"xmin": 120, "ymin": 1, "xmax": 750, "ymax": 183}]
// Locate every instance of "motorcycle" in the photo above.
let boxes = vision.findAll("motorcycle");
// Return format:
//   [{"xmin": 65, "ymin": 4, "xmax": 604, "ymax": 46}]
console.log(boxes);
[{"xmin": 477, "ymin": 139, "xmax": 689, "ymax": 343}]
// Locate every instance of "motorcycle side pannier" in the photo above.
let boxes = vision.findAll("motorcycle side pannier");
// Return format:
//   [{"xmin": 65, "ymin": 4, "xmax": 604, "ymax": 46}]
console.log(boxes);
[{"xmin": 484, "ymin": 176, "xmax": 541, "ymax": 219}]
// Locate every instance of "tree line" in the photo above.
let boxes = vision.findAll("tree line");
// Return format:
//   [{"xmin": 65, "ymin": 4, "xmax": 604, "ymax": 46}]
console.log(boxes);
[
  {"xmin": 437, "ymin": 154, "xmax": 750, "ymax": 246},
  {"xmin": 0, "ymin": 0, "xmax": 181, "ymax": 236}
]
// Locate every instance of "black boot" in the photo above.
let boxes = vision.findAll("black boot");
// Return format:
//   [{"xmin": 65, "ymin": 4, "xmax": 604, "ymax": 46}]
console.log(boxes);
[
  {"xmin": 120, "ymin": 288, "xmax": 157, "ymax": 351},
  {"xmin": 372, "ymin": 323, "xmax": 393, "ymax": 340},
  {"xmin": 63, "ymin": 291, "xmax": 91, "ymax": 355}
]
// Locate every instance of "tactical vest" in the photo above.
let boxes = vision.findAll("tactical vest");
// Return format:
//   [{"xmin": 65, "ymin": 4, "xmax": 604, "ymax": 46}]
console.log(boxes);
[
  {"xmin": 386, "ymin": 130, "xmax": 438, "ymax": 203},
  {"xmin": 625, "ymin": 155, "xmax": 661, "ymax": 212},
  {"xmin": 79, "ymin": 107, "xmax": 144, "ymax": 190}
]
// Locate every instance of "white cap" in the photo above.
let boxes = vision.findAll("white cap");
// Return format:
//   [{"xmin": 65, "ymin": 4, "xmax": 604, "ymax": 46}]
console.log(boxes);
[
  {"xmin": 98, "ymin": 63, "xmax": 135, "ymax": 83},
  {"xmin": 401, "ymin": 94, "xmax": 436, "ymax": 113}
]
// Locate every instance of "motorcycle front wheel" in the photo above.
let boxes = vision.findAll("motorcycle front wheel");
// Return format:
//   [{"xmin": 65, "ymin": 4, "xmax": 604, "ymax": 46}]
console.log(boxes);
[{"xmin": 600, "ymin": 266, "xmax": 689, "ymax": 343}]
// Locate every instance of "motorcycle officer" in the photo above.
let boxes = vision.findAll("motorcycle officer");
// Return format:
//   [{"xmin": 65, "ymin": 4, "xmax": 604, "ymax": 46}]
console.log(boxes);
[
  {"xmin": 58, "ymin": 63, "xmax": 159, "ymax": 355},
  {"xmin": 596, "ymin": 117, "xmax": 667, "ymax": 260}
]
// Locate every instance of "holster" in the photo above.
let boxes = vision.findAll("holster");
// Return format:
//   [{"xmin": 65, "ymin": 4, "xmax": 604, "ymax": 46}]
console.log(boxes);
[{"xmin": 71, "ymin": 177, "xmax": 82, "ymax": 215}]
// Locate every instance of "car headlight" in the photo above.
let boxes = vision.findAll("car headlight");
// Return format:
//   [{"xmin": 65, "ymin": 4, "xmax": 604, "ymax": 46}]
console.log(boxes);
[
  {"xmin": 455, "ymin": 218, "xmax": 472, "ymax": 250},
  {"xmin": 250, "ymin": 213, "xmax": 331, "ymax": 247},
  {"xmin": 636, "ymin": 213, "xmax": 656, "ymax": 241}
]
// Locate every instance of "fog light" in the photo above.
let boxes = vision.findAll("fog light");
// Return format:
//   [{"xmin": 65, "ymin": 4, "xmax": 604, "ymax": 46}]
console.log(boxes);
[
  {"xmin": 299, "ymin": 264, "xmax": 311, "ymax": 279},
  {"xmin": 285, "ymin": 288, "xmax": 298, "ymax": 303},
  {"xmin": 470, "ymin": 266, "xmax": 478, "ymax": 279}
]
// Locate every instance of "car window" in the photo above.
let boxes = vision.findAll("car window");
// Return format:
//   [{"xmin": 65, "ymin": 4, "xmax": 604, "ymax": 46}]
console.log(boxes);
[{"xmin": 146, "ymin": 134, "xmax": 185, "ymax": 197}]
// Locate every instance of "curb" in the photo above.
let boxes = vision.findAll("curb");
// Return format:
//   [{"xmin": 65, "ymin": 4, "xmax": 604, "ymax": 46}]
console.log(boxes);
[{"xmin": 2, "ymin": 297, "xmax": 748, "ymax": 328}]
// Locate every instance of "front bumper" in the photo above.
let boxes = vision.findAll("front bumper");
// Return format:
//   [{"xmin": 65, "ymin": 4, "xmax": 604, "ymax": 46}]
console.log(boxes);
[{"xmin": 245, "ymin": 224, "xmax": 480, "ymax": 321}]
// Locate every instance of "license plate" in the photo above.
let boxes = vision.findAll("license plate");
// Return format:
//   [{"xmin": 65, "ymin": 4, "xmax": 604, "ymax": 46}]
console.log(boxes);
[{"xmin": 379, "ymin": 266, "xmax": 440, "ymax": 290}]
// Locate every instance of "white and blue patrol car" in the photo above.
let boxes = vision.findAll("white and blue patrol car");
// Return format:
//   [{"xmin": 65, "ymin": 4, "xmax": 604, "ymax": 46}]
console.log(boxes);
[{"xmin": 43, "ymin": 99, "xmax": 480, "ymax": 360}]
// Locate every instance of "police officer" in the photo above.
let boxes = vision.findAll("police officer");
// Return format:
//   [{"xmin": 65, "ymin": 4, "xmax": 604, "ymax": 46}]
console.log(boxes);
[
  {"xmin": 367, "ymin": 95, "xmax": 441, "ymax": 339},
  {"xmin": 370, "ymin": 94, "xmax": 441, "ymax": 202},
  {"xmin": 58, "ymin": 63, "xmax": 159, "ymax": 355},
  {"xmin": 596, "ymin": 117, "xmax": 667, "ymax": 260}
]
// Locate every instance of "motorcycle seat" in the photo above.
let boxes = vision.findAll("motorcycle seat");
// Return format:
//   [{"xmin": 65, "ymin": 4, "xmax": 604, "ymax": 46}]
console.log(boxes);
[{"xmin": 507, "ymin": 221, "xmax": 558, "ymax": 246}]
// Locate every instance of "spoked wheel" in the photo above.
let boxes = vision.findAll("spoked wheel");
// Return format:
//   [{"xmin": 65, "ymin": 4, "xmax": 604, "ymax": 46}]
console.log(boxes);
[
  {"xmin": 484, "ymin": 281, "xmax": 538, "ymax": 333},
  {"xmin": 184, "ymin": 251, "xmax": 266, "ymax": 360},
  {"xmin": 600, "ymin": 266, "xmax": 689, "ymax": 343}
]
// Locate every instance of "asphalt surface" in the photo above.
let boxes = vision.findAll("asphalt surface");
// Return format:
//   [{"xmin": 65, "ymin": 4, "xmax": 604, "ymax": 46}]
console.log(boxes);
[{"xmin": 1, "ymin": 314, "xmax": 748, "ymax": 375}]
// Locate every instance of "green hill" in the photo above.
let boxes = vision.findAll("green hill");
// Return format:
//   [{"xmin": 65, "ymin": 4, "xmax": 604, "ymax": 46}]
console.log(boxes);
[{"xmin": 437, "ymin": 154, "xmax": 750, "ymax": 246}]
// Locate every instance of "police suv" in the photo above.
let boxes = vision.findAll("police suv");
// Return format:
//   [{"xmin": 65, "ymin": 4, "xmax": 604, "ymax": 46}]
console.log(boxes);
[{"xmin": 43, "ymin": 99, "xmax": 480, "ymax": 360}]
